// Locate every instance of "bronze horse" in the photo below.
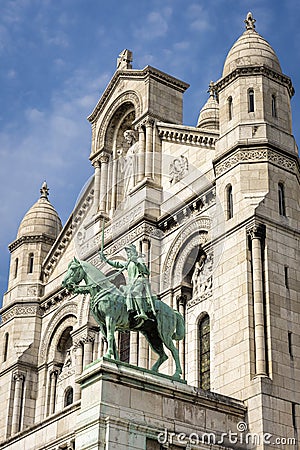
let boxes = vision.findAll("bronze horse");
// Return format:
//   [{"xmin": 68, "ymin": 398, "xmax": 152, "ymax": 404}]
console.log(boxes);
[{"xmin": 62, "ymin": 258, "xmax": 185, "ymax": 378}]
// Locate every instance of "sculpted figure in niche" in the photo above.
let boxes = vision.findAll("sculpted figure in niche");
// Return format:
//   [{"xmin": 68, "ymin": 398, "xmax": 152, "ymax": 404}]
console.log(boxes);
[
  {"xmin": 192, "ymin": 253, "xmax": 213, "ymax": 298},
  {"xmin": 118, "ymin": 129, "xmax": 139, "ymax": 196}
]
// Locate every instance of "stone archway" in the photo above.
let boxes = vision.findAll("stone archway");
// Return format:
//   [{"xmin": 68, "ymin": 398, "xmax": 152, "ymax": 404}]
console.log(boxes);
[{"xmin": 162, "ymin": 216, "xmax": 210, "ymax": 290}]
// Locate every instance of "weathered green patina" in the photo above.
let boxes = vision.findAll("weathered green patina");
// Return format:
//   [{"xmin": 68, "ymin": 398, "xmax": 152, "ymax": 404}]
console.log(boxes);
[{"xmin": 62, "ymin": 252, "xmax": 185, "ymax": 378}]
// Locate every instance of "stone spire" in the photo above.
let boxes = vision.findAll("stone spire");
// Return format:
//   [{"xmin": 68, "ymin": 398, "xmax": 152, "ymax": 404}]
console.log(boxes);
[
  {"xmin": 117, "ymin": 49, "xmax": 133, "ymax": 70},
  {"xmin": 244, "ymin": 12, "xmax": 256, "ymax": 31},
  {"xmin": 40, "ymin": 181, "xmax": 49, "ymax": 199}
]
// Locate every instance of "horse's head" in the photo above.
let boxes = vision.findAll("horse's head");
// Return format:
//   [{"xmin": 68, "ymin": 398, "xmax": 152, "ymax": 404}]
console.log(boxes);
[{"xmin": 62, "ymin": 257, "xmax": 86, "ymax": 292}]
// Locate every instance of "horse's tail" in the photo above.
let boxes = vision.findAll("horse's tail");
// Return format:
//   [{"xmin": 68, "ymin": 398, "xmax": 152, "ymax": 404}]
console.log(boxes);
[{"xmin": 172, "ymin": 310, "xmax": 185, "ymax": 340}]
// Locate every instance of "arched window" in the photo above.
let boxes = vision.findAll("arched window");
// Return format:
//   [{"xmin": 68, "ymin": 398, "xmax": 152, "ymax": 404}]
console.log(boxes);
[
  {"xmin": 3, "ymin": 333, "xmax": 9, "ymax": 362},
  {"xmin": 226, "ymin": 184, "xmax": 233, "ymax": 220},
  {"xmin": 119, "ymin": 331, "xmax": 130, "ymax": 363},
  {"xmin": 64, "ymin": 387, "xmax": 73, "ymax": 407},
  {"xmin": 248, "ymin": 89, "xmax": 255, "ymax": 112},
  {"xmin": 272, "ymin": 94, "xmax": 277, "ymax": 117},
  {"xmin": 199, "ymin": 314, "xmax": 210, "ymax": 390},
  {"xmin": 228, "ymin": 96, "xmax": 233, "ymax": 121},
  {"xmin": 28, "ymin": 253, "xmax": 34, "ymax": 273},
  {"xmin": 278, "ymin": 182, "xmax": 286, "ymax": 216},
  {"xmin": 14, "ymin": 258, "xmax": 19, "ymax": 278}
]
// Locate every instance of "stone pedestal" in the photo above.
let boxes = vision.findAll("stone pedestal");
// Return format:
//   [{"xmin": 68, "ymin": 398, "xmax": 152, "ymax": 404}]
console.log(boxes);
[{"xmin": 75, "ymin": 358, "xmax": 247, "ymax": 450}]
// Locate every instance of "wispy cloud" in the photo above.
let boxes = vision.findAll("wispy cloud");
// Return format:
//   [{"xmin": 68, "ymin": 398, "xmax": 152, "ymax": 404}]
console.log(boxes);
[
  {"xmin": 134, "ymin": 8, "xmax": 172, "ymax": 40},
  {"xmin": 187, "ymin": 4, "xmax": 212, "ymax": 32}
]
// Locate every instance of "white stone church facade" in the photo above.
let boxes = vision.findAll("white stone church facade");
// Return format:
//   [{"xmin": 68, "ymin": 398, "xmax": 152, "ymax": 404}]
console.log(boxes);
[{"xmin": 0, "ymin": 13, "xmax": 299, "ymax": 450}]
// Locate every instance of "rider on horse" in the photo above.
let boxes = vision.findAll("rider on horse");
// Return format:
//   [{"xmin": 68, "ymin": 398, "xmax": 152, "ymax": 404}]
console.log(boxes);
[{"xmin": 99, "ymin": 244, "xmax": 156, "ymax": 323}]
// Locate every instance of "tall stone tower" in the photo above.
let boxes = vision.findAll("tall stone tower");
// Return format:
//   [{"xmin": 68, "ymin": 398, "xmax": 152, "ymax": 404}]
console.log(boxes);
[
  {"xmin": 0, "ymin": 183, "xmax": 62, "ymax": 437},
  {"xmin": 210, "ymin": 11, "xmax": 300, "ymax": 441}
]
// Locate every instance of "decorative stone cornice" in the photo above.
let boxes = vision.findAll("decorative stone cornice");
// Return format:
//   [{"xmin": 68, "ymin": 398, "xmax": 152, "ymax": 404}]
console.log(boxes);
[
  {"xmin": 214, "ymin": 147, "xmax": 298, "ymax": 178},
  {"xmin": 1, "ymin": 304, "xmax": 42, "ymax": 324},
  {"xmin": 157, "ymin": 122, "xmax": 218, "ymax": 148},
  {"xmin": 43, "ymin": 183, "xmax": 94, "ymax": 281},
  {"xmin": 159, "ymin": 186, "xmax": 216, "ymax": 233},
  {"xmin": 215, "ymin": 65, "xmax": 294, "ymax": 98},
  {"xmin": 40, "ymin": 289, "xmax": 72, "ymax": 312},
  {"xmin": 9, "ymin": 234, "xmax": 55, "ymax": 253}
]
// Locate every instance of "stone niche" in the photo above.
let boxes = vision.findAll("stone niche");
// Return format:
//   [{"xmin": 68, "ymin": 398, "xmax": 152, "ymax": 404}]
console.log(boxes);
[{"xmin": 75, "ymin": 358, "xmax": 247, "ymax": 450}]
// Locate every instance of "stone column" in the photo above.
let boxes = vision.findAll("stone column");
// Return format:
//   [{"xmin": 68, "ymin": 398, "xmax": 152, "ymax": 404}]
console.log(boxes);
[
  {"xmin": 177, "ymin": 294, "xmax": 186, "ymax": 379},
  {"xmin": 74, "ymin": 343, "xmax": 83, "ymax": 401},
  {"xmin": 49, "ymin": 370, "xmax": 58, "ymax": 415},
  {"xmin": 110, "ymin": 156, "xmax": 118, "ymax": 213},
  {"xmin": 138, "ymin": 334, "xmax": 149, "ymax": 369},
  {"xmin": 93, "ymin": 160, "xmax": 101, "ymax": 212},
  {"xmin": 145, "ymin": 119, "xmax": 154, "ymax": 179},
  {"xmin": 99, "ymin": 151, "xmax": 110, "ymax": 213},
  {"xmin": 248, "ymin": 224, "xmax": 267, "ymax": 377},
  {"xmin": 137, "ymin": 125, "xmax": 145, "ymax": 182},
  {"xmin": 129, "ymin": 332, "xmax": 138, "ymax": 366},
  {"xmin": 83, "ymin": 337, "xmax": 94, "ymax": 368},
  {"xmin": 141, "ymin": 238, "xmax": 150, "ymax": 268},
  {"xmin": 11, "ymin": 373, "xmax": 24, "ymax": 434}
]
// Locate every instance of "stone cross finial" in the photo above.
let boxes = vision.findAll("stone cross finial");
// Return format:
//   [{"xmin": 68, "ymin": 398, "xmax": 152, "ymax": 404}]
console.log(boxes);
[
  {"xmin": 117, "ymin": 49, "xmax": 133, "ymax": 70},
  {"xmin": 244, "ymin": 12, "xmax": 256, "ymax": 30},
  {"xmin": 208, "ymin": 81, "xmax": 216, "ymax": 98},
  {"xmin": 40, "ymin": 181, "xmax": 49, "ymax": 199}
]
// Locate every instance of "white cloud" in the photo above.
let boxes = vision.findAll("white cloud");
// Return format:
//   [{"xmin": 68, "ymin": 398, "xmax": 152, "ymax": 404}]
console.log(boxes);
[
  {"xmin": 134, "ymin": 10, "xmax": 170, "ymax": 40},
  {"xmin": 187, "ymin": 4, "xmax": 212, "ymax": 32}
]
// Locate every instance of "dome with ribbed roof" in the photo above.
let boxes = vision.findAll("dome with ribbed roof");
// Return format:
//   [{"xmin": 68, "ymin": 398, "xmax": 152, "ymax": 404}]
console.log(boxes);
[
  {"xmin": 222, "ymin": 12, "xmax": 282, "ymax": 77},
  {"xmin": 17, "ymin": 182, "xmax": 62, "ymax": 240},
  {"xmin": 197, "ymin": 82, "xmax": 219, "ymax": 130}
]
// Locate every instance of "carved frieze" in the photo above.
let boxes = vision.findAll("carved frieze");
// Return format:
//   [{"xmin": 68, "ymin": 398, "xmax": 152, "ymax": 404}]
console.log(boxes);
[
  {"xmin": 215, "ymin": 148, "xmax": 298, "ymax": 177},
  {"xmin": 1, "ymin": 305, "xmax": 42, "ymax": 324}
]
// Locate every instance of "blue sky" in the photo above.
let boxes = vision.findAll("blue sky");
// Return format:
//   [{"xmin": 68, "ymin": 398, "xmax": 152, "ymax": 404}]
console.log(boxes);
[{"xmin": 0, "ymin": 0, "xmax": 300, "ymax": 302}]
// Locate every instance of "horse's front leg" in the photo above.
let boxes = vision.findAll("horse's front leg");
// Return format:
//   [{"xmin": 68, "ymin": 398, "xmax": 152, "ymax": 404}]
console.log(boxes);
[{"xmin": 104, "ymin": 316, "xmax": 118, "ymax": 360}]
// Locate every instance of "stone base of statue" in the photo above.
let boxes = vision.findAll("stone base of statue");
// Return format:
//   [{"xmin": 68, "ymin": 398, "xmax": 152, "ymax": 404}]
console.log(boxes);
[{"xmin": 75, "ymin": 358, "xmax": 247, "ymax": 450}]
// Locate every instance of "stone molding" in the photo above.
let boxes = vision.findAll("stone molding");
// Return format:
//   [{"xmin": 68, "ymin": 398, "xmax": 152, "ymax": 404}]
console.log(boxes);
[
  {"xmin": 1, "ymin": 304, "xmax": 42, "ymax": 324},
  {"xmin": 86, "ymin": 221, "xmax": 162, "ymax": 267},
  {"xmin": 9, "ymin": 234, "xmax": 55, "ymax": 253},
  {"xmin": 215, "ymin": 65, "xmax": 294, "ymax": 97},
  {"xmin": 158, "ymin": 123, "xmax": 218, "ymax": 148},
  {"xmin": 214, "ymin": 147, "xmax": 298, "ymax": 177},
  {"xmin": 93, "ymin": 90, "xmax": 142, "ymax": 154},
  {"xmin": 162, "ymin": 217, "xmax": 210, "ymax": 289},
  {"xmin": 88, "ymin": 66, "xmax": 189, "ymax": 124},
  {"xmin": 187, "ymin": 290, "xmax": 213, "ymax": 309},
  {"xmin": 43, "ymin": 187, "xmax": 94, "ymax": 281},
  {"xmin": 39, "ymin": 303, "xmax": 77, "ymax": 362},
  {"xmin": 40, "ymin": 289, "xmax": 73, "ymax": 312},
  {"xmin": 159, "ymin": 187, "xmax": 215, "ymax": 233}
]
